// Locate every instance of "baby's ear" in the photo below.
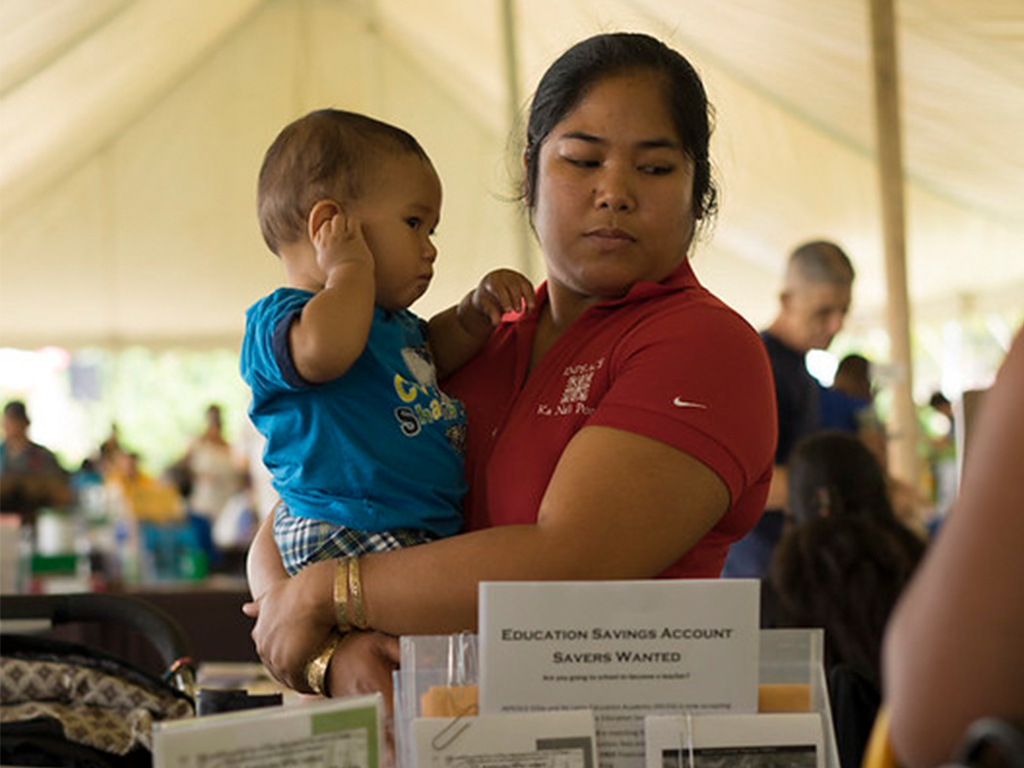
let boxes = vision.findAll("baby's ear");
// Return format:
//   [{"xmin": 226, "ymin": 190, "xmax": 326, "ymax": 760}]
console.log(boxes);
[{"xmin": 307, "ymin": 198, "xmax": 342, "ymax": 240}]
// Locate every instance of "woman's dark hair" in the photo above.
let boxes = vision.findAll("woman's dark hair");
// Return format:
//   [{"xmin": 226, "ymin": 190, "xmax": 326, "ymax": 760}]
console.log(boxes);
[
  {"xmin": 768, "ymin": 429, "xmax": 927, "ymax": 682},
  {"xmin": 522, "ymin": 32, "xmax": 717, "ymax": 223},
  {"xmin": 768, "ymin": 515, "xmax": 925, "ymax": 683},
  {"xmin": 786, "ymin": 431, "xmax": 895, "ymax": 526}
]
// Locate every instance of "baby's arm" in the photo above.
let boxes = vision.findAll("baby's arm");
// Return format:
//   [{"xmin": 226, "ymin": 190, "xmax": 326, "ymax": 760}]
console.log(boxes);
[
  {"xmin": 428, "ymin": 268, "xmax": 534, "ymax": 379},
  {"xmin": 290, "ymin": 202, "xmax": 376, "ymax": 383}
]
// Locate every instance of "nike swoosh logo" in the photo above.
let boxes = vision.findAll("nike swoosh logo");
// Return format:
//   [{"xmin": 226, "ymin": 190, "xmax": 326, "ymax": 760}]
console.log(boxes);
[{"xmin": 673, "ymin": 398, "xmax": 708, "ymax": 409}]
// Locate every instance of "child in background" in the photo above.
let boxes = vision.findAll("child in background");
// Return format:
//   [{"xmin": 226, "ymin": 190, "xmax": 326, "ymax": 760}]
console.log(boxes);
[{"xmin": 241, "ymin": 109, "xmax": 533, "ymax": 576}]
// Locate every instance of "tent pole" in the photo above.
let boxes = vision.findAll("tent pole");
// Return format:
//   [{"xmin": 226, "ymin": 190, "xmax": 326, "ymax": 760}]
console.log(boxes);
[
  {"xmin": 500, "ymin": 0, "xmax": 533, "ymax": 274},
  {"xmin": 869, "ymin": 0, "xmax": 920, "ymax": 491}
]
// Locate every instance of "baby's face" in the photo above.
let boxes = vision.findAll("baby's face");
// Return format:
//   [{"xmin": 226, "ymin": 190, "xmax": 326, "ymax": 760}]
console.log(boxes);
[{"xmin": 349, "ymin": 153, "xmax": 442, "ymax": 311}]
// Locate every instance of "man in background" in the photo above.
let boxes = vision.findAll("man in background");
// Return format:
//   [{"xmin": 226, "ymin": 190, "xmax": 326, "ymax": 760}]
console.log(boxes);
[{"xmin": 723, "ymin": 240, "xmax": 855, "ymax": 578}]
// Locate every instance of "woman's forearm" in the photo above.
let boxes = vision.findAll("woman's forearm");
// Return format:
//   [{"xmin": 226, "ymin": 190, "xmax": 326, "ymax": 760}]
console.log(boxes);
[
  {"xmin": 361, "ymin": 524, "xmax": 560, "ymax": 634},
  {"xmin": 246, "ymin": 427, "xmax": 728, "ymax": 692},
  {"xmin": 360, "ymin": 427, "xmax": 728, "ymax": 636}
]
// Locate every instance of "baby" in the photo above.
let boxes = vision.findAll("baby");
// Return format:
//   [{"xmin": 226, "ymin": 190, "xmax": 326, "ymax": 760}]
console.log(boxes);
[{"xmin": 241, "ymin": 109, "xmax": 533, "ymax": 576}]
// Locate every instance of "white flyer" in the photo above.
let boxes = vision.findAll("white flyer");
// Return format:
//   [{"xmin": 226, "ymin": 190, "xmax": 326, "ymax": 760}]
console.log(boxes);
[
  {"xmin": 478, "ymin": 580, "xmax": 759, "ymax": 768},
  {"xmin": 644, "ymin": 712, "xmax": 824, "ymax": 768},
  {"xmin": 412, "ymin": 709, "xmax": 597, "ymax": 768},
  {"xmin": 153, "ymin": 694, "xmax": 383, "ymax": 768}
]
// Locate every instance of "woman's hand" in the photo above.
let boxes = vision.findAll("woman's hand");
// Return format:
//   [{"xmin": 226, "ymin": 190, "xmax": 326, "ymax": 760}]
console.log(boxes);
[
  {"xmin": 328, "ymin": 632, "xmax": 401, "ymax": 768},
  {"xmin": 327, "ymin": 630, "xmax": 401, "ymax": 702},
  {"xmin": 243, "ymin": 558, "xmax": 336, "ymax": 692}
]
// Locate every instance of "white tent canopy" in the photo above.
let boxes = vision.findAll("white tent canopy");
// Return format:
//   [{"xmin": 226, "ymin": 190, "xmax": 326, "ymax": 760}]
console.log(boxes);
[{"xmin": 1, "ymin": 0, "xmax": 1022, "ymax": 351}]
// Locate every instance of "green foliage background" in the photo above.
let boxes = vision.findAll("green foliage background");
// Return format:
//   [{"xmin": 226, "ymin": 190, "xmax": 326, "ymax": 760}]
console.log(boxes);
[{"xmin": 3, "ymin": 347, "xmax": 250, "ymax": 477}]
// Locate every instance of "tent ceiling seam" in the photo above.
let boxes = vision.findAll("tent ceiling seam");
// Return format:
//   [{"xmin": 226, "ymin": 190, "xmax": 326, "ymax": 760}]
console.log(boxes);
[
  {"xmin": 0, "ymin": 0, "xmax": 133, "ymax": 97},
  {"xmin": 0, "ymin": 0, "xmax": 270, "ymax": 222},
  {"xmin": 617, "ymin": 0, "xmax": 1022, "ymax": 232}
]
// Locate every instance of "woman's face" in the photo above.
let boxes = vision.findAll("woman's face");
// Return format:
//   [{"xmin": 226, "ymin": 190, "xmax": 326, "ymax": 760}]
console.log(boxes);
[{"xmin": 531, "ymin": 72, "xmax": 697, "ymax": 301}]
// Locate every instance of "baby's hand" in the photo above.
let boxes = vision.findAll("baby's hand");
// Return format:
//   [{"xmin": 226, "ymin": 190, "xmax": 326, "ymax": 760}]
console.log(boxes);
[
  {"xmin": 471, "ymin": 269, "xmax": 536, "ymax": 326},
  {"xmin": 313, "ymin": 207, "xmax": 374, "ymax": 282}
]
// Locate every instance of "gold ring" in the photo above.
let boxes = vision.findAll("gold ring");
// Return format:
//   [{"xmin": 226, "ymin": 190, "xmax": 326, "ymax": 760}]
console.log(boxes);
[{"xmin": 303, "ymin": 631, "xmax": 343, "ymax": 696}]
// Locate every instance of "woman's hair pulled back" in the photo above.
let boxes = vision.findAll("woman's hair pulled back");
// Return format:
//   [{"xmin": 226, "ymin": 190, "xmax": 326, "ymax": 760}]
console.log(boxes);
[
  {"xmin": 523, "ymin": 32, "xmax": 717, "ymax": 222},
  {"xmin": 786, "ymin": 430, "xmax": 896, "ymax": 526}
]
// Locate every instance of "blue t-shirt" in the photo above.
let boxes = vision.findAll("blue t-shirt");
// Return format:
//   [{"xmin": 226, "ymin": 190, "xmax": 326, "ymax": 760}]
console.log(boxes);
[
  {"xmin": 240, "ymin": 288, "xmax": 466, "ymax": 537},
  {"xmin": 819, "ymin": 388, "xmax": 872, "ymax": 434}
]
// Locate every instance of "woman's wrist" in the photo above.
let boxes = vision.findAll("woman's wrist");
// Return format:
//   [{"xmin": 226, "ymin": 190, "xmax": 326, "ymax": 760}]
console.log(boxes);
[
  {"xmin": 300, "ymin": 558, "xmax": 341, "ymax": 630},
  {"xmin": 304, "ymin": 630, "xmax": 344, "ymax": 696},
  {"xmin": 332, "ymin": 556, "xmax": 370, "ymax": 632}
]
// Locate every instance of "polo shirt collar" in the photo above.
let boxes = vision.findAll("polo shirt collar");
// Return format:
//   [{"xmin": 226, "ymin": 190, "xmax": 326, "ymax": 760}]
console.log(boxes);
[
  {"xmin": 506, "ymin": 259, "xmax": 701, "ymax": 327},
  {"xmin": 599, "ymin": 258, "xmax": 700, "ymax": 307}
]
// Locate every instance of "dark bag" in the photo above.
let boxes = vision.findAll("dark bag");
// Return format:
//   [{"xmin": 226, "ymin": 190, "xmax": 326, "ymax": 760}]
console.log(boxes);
[{"xmin": 1, "ymin": 593, "xmax": 196, "ymax": 767}]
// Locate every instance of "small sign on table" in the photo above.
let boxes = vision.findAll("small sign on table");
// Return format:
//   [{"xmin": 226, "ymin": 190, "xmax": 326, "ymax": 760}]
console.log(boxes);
[{"xmin": 478, "ymin": 580, "xmax": 760, "ymax": 768}]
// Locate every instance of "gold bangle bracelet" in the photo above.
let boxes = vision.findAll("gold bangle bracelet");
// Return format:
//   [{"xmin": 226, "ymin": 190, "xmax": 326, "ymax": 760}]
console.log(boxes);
[
  {"xmin": 334, "ymin": 558, "xmax": 352, "ymax": 632},
  {"xmin": 304, "ymin": 631, "xmax": 343, "ymax": 697},
  {"xmin": 348, "ymin": 555, "xmax": 369, "ymax": 630}
]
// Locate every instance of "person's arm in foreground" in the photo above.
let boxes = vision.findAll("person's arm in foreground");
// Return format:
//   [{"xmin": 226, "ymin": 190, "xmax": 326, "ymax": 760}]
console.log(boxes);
[
  {"xmin": 246, "ymin": 425, "xmax": 730, "ymax": 693},
  {"xmin": 427, "ymin": 269, "xmax": 535, "ymax": 379},
  {"xmin": 883, "ymin": 327, "xmax": 1024, "ymax": 768}
]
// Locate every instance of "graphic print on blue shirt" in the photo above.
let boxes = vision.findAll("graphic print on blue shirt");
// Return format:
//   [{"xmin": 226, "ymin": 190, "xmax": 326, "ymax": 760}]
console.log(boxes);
[{"xmin": 393, "ymin": 345, "xmax": 465, "ymax": 453}]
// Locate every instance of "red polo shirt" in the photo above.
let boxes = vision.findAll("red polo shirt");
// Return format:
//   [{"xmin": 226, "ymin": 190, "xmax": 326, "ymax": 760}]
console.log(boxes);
[{"xmin": 442, "ymin": 260, "xmax": 776, "ymax": 578}]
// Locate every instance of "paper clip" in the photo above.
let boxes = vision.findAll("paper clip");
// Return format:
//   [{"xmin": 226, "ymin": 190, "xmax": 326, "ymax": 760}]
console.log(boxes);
[
  {"xmin": 430, "ymin": 700, "xmax": 478, "ymax": 751},
  {"xmin": 432, "ymin": 633, "xmax": 479, "ymax": 751}
]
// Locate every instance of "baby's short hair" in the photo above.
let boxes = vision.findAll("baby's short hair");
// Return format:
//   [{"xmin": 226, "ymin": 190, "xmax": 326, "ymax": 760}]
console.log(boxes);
[{"xmin": 257, "ymin": 109, "xmax": 428, "ymax": 254}]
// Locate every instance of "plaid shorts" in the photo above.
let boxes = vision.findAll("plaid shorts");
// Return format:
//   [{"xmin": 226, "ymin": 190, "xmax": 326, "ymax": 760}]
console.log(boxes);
[{"xmin": 273, "ymin": 502, "xmax": 438, "ymax": 576}]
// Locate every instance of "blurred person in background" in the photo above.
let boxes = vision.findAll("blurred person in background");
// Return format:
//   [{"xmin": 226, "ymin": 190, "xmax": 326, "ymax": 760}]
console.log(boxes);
[
  {"xmin": 764, "ymin": 430, "xmax": 926, "ymax": 768},
  {"xmin": 0, "ymin": 400, "xmax": 72, "ymax": 523},
  {"xmin": 723, "ymin": 240, "xmax": 855, "ymax": 578},
  {"xmin": 176, "ymin": 405, "xmax": 244, "ymax": 523},
  {"xmin": 820, "ymin": 353, "xmax": 887, "ymax": 466},
  {"xmin": 923, "ymin": 390, "xmax": 957, "ymax": 525},
  {"xmin": 105, "ymin": 449, "xmax": 182, "ymax": 525},
  {"xmin": 173, "ymin": 404, "xmax": 244, "ymax": 568},
  {"xmin": 764, "ymin": 431, "xmax": 926, "ymax": 672}
]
